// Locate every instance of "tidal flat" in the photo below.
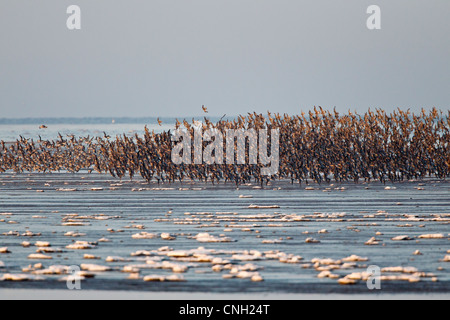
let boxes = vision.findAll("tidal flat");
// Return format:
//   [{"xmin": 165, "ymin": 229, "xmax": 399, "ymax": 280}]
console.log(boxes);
[{"xmin": 0, "ymin": 173, "xmax": 449, "ymax": 295}]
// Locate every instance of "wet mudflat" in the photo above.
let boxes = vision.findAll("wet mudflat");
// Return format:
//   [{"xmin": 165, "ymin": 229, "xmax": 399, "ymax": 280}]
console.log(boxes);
[{"xmin": 0, "ymin": 172, "xmax": 449, "ymax": 294}]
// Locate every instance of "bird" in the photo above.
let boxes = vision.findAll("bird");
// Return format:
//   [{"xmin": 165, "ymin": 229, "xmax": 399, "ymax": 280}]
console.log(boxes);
[
  {"xmin": 157, "ymin": 118, "xmax": 162, "ymax": 126},
  {"xmin": 2, "ymin": 108, "xmax": 448, "ymax": 186},
  {"xmin": 202, "ymin": 105, "xmax": 208, "ymax": 113},
  {"xmin": 39, "ymin": 125, "xmax": 48, "ymax": 129}
]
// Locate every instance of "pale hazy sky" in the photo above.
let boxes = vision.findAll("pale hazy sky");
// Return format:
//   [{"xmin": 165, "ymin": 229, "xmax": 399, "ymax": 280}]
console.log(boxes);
[{"xmin": 0, "ymin": 0, "xmax": 449, "ymax": 118}]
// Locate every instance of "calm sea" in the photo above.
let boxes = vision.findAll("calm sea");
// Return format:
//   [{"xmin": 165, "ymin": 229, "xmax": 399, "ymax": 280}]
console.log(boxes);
[{"xmin": 0, "ymin": 117, "xmax": 182, "ymax": 142}]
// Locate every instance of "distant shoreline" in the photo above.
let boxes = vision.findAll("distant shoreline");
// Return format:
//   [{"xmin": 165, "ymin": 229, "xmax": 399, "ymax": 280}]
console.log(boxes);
[{"xmin": 0, "ymin": 116, "xmax": 229, "ymax": 125}]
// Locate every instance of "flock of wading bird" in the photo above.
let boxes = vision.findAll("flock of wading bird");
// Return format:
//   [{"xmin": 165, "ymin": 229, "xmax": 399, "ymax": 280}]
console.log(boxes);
[{"xmin": 0, "ymin": 107, "xmax": 449, "ymax": 185}]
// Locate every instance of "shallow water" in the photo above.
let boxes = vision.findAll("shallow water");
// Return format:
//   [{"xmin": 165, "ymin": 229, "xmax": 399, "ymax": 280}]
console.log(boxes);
[
  {"xmin": 0, "ymin": 173, "xmax": 449, "ymax": 293},
  {"xmin": 0, "ymin": 122, "xmax": 171, "ymax": 142}
]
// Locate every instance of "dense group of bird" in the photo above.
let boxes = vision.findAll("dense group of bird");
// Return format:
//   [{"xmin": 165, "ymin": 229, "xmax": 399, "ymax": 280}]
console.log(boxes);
[{"xmin": 0, "ymin": 108, "xmax": 449, "ymax": 185}]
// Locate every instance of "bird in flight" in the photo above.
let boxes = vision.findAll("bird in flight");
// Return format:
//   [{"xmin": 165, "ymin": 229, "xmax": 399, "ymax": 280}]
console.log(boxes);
[
  {"xmin": 39, "ymin": 125, "xmax": 48, "ymax": 129},
  {"xmin": 157, "ymin": 117, "xmax": 162, "ymax": 126},
  {"xmin": 202, "ymin": 105, "xmax": 208, "ymax": 113}
]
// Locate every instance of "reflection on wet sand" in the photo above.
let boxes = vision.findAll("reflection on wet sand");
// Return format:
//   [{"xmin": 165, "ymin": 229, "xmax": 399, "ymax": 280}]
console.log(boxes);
[{"xmin": 0, "ymin": 174, "xmax": 448, "ymax": 293}]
